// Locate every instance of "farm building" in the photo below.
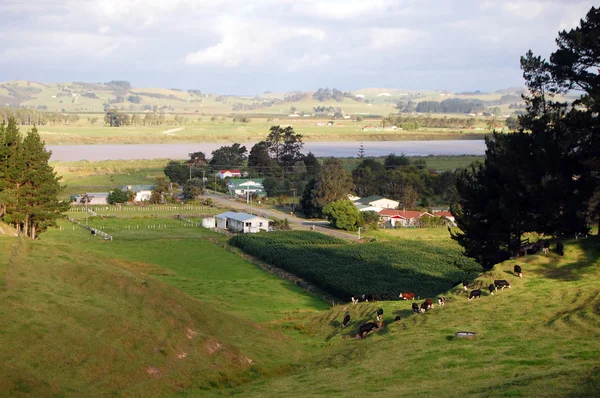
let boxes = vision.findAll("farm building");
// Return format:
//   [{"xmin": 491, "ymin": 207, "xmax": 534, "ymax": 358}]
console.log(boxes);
[
  {"xmin": 227, "ymin": 179, "xmax": 265, "ymax": 197},
  {"xmin": 72, "ymin": 192, "xmax": 109, "ymax": 205},
  {"xmin": 215, "ymin": 211, "xmax": 270, "ymax": 233},
  {"xmin": 121, "ymin": 185, "xmax": 155, "ymax": 202},
  {"xmin": 353, "ymin": 196, "xmax": 399, "ymax": 210},
  {"xmin": 216, "ymin": 169, "xmax": 243, "ymax": 179},
  {"xmin": 378, "ymin": 209, "xmax": 434, "ymax": 227}
]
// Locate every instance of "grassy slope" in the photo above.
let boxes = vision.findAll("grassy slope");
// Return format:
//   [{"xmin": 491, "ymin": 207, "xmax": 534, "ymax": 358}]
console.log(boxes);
[
  {"xmin": 222, "ymin": 236, "xmax": 600, "ymax": 397},
  {"xmin": 0, "ymin": 221, "xmax": 327, "ymax": 397}
]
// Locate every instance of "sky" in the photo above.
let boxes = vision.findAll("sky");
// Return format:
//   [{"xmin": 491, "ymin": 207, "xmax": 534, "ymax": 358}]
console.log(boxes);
[{"xmin": 0, "ymin": 0, "xmax": 597, "ymax": 94}]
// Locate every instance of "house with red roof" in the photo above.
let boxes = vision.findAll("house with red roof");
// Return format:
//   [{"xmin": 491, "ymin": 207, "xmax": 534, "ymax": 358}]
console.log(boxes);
[
  {"xmin": 378, "ymin": 209, "xmax": 434, "ymax": 227},
  {"xmin": 216, "ymin": 169, "xmax": 242, "ymax": 179}
]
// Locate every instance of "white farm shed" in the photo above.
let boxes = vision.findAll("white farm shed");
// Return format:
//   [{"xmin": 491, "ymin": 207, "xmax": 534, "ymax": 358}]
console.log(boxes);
[{"xmin": 215, "ymin": 212, "xmax": 270, "ymax": 233}]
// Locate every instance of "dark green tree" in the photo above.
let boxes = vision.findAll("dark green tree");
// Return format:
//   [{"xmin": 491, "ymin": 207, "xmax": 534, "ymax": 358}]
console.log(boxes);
[
  {"xmin": 209, "ymin": 143, "xmax": 247, "ymax": 171},
  {"xmin": 323, "ymin": 199, "xmax": 362, "ymax": 231},
  {"xmin": 183, "ymin": 178, "xmax": 204, "ymax": 200},
  {"xmin": 248, "ymin": 141, "xmax": 276, "ymax": 176},
  {"xmin": 266, "ymin": 125, "xmax": 304, "ymax": 169},
  {"xmin": 18, "ymin": 126, "xmax": 68, "ymax": 238},
  {"xmin": 108, "ymin": 189, "xmax": 130, "ymax": 204},
  {"xmin": 301, "ymin": 158, "xmax": 354, "ymax": 217}
]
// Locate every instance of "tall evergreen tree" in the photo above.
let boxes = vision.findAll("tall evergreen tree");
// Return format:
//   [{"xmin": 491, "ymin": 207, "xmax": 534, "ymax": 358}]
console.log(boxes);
[
  {"xmin": 19, "ymin": 127, "xmax": 68, "ymax": 238},
  {"xmin": 301, "ymin": 158, "xmax": 354, "ymax": 217}
]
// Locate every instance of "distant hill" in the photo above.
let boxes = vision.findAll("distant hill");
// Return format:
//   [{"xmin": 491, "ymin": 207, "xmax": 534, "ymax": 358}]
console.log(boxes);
[{"xmin": 0, "ymin": 80, "xmax": 529, "ymax": 117}]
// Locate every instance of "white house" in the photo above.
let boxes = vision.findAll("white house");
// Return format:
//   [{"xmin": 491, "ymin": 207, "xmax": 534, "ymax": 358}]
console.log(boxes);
[
  {"xmin": 215, "ymin": 211, "xmax": 270, "ymax": 233},
  {"xmin": 122, "ymin": 185, "xmax": 154, "ymax": 202},
  {"xmin": 227, "ymin": 179, "xmax": 265, "ymax": 197},
  {"xmin": 217, "ymin": 169, "xmax": 242, "ymax": 179},
  {"xmin": 434, "ymin": 210, "xmax": 456, "ymax": 226},
  {"xmin": 353, "ymin": 196, "xmax": 400, "ymax": 210}
]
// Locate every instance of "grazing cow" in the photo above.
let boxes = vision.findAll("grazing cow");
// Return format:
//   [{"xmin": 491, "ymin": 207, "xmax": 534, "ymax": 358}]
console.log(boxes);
[
  {"xmin": 342, "ymin": 311, "xmax": 351, "ymax": 327},
  {"xmin": 399, "ymin": 292, "xmax": 415, "ymax": 300},
  {"xmin": 488, "ymin": 283, "xmax": 496, "ymax": 295},
  {"xmin": 363, "ymin": 294, "xmax": 375, "ymax": 302},
  {"xmin": 494, "ymin": 280, "xmax": 511, "ymax": 290},
  {"xmin": 394, "ymin": 315, "xmax": 401, "ymax": 322},
  {"xmin": 425, "ymin": 298, "xmax": 434, "ymax": 309},
  {"xmin": 376, "ymin": 308, "xmax": 384, "ymax": 323},
  {"xmin": 420, "ymin": 301, "xmax": 430, "ymax": 312},
  {"xmin": 468, "ymin": 289, "xmax": 482, "ymax": 300},
  {"xmin": 358, "ymin": 322, "xmax": 379, "ymax": 338},
  {"xmin": 412, "ymin": 302, "xmax": 420, "ymax": 314},
  {"xmin": 463, "ymin": 280, "xmax": 469, "ymax": 291},
  {"xmin": 514, "ymin": 265, "xmax": 523, "ymax": 278},
  {"xmin": 351, "ymin": 296, "xmax": 359, "ymax": 305},
  {"xmin": 543, "ymin": 241, "xmax": 550, "ymax": 253},
  {"xmin": 437, "ymin": 297, "xmax": 446, "ymax": 306}
]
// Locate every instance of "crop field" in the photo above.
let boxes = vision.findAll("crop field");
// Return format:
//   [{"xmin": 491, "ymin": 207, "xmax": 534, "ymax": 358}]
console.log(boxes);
[{"xmin": 230, "ymin": 231, "xmax": 481, "ymax": 299}]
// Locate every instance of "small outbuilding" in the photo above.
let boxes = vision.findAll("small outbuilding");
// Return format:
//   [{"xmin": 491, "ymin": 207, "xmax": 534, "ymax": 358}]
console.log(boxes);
[{"xmin": 215, "ymin": 211, "xmax": 270, "ymax": 233}]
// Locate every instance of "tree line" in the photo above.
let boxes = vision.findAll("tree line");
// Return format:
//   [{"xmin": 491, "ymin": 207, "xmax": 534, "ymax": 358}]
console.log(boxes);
[
  {"xmin": 0, "ymin": 108, "xmax": 80, "ymax": 125},
  {"xmin": 415, "ymin": 98, "xmax": 486, "ymax": 114},
  {"xmin": 451, "ymin": 6, "xmax": 600, "ymax": 269},
  {"xmin": 0, "ymin": 118, "xmax": 68, "ymax": 238}
]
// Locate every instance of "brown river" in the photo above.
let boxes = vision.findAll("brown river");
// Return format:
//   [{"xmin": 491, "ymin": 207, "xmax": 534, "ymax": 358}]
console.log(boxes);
[{"xmin": 47, "ymin": 141, "xmax": 486, "ymax": 161}]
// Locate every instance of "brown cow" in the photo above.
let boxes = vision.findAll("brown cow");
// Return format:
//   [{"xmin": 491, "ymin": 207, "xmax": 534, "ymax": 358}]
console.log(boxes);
[{"xmin": 399, "ymin": 292, "xmax": 415, "ymax": 300}]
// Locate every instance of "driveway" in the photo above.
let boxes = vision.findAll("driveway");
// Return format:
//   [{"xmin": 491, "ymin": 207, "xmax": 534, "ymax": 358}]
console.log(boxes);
[{"xmin": 205, "ymin": 193, "xmax": 359, "ymax": 241}]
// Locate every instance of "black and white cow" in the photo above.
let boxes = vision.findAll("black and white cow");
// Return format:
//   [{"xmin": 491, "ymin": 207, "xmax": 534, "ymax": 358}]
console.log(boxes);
[
  {"xmin": 412, "ymin": 302, "xmax": 420, "ymax": 314},
  {"xmin": 376, "ymin": 308, "xmax": 384, "ymax": 323},
  {"xmin": 342, "ymin": 311, "xmax": 351, "ymax": 327},
  {"xmin": 494, "ymin": 280, "xmax": 511, "ymax": 290},
  {"xmin": 514, "ymin": 265, "xmax": 523, "ymax": 278},
  {"xmin": 437, "ymin": 297, "xmax": 446, "ymax": 306},
  {"xmin": 468, "ymin": 289, "xmax": 482, "ymax": 300},
  {"xmin": 463, "ymin": 280, "xmax": 469, "ymax": 291},
  {"xmin": 358, "ymin": 322, "xmax": 379, "ymax": 338},
  {"xmin": 488, "ymin": 283, "xmax": 496, "ymax": 295}
]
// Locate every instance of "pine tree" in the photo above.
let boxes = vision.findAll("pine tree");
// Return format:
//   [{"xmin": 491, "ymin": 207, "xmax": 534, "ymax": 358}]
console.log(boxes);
[
  {"xmin": 20, "ymin": 126, "xmax": 68, "ymax": 239},
  {"xmin": 0, "ymin": 118, "xmax": 25, "ymax": 232}
]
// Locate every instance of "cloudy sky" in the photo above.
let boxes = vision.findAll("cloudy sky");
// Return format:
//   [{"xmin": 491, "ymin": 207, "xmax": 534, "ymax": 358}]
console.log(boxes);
[{"xmin": 0, "ymin": 0, "xmax": 596, "ymax": 94}]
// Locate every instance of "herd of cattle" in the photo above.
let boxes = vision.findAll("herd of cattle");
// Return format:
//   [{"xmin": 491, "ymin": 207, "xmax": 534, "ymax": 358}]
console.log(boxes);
[{"xmin": 348, "ymin": 264, "xmax": 524, "ymax": 338}]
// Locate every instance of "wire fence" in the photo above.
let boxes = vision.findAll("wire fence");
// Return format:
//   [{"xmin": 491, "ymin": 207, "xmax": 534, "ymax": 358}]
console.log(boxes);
[
  {"xmin": 66, "ymin": 216, "xmax": 114, "ymax": 241},
  {"xmin": 69, "ymin": 206, "xmax": 214, "ymax": 212}
]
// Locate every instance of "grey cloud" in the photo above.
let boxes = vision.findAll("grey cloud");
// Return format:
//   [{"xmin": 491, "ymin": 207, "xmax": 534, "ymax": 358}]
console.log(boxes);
[{"xmin": 0, "ymin": 0, "xmax": 597, "ymax": 93}]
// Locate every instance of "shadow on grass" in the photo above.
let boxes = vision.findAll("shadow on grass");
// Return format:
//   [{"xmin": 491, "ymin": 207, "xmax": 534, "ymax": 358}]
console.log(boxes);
[{"xmin": 535, "ymin": 236, "xmax": 600, "ymax": 282}]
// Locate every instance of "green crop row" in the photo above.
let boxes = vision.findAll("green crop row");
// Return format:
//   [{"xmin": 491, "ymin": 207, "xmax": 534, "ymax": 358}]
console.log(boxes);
[
  {"xmin": 230, "ymin": 231, "xmax": 346, "ymax": 247},
  {"xmin": 230, "ymin": 232, "xmax": 482, "ymax": 299}
]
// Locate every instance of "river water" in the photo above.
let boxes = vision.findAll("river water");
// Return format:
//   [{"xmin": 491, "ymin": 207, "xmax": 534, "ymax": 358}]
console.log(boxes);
[{"xmin": 48, "ymin": 140, "xmax": 486, "ymax": 162}]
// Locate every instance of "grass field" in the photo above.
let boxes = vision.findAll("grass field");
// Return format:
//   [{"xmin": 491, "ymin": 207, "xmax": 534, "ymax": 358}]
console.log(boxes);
[
  {"xmin": 1, "ymin": 203, "xmax": 598, "ymax": 396},
  {"xmin": 33, "ymin": 118, "xmax": 489, "ymax": 145}
]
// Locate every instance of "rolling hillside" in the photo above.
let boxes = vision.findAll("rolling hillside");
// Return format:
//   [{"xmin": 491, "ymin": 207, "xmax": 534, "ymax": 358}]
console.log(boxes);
[
  {"xmin": 0, "ymin": 216, "xmax": 598, "ymax": 396},
  {"xmin": 0, "ymin": 79, "xmax": 530, "ymax": 117}
]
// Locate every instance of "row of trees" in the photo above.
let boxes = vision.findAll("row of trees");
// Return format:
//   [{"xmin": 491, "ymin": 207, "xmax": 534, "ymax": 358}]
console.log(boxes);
[
  {"xmin": 451, "ymin": 6, "xmax": 600, "ymax": 269},
  {"xmin": 0, "ymin": 108, "xmax": 80, "ymax": 126},
  {"xmin": 415, "ymin": 98, "xmax": 486, "ymax": 114},
  {"xmin": 0, "ymin": 118, "xmax": 67, "ymax": 239}
]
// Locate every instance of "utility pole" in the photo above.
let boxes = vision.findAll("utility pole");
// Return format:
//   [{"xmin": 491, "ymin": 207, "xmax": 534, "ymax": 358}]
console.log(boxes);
[
  {"xmin": 202, "ymin": 170, "xmax": 205, "ymax": 192},
  {"xmin": 214, "ymin": 174, "xmax": 217, "ymax": 194},
  {"xmin": 358, "ymin": 226, "xmax": 362, "ymax": 240}
]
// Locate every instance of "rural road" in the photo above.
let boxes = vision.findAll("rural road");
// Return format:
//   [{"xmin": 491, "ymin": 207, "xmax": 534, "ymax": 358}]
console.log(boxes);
[{"xmin": 205, "ymin": 193, "xmax": 359, "ymax": 241}]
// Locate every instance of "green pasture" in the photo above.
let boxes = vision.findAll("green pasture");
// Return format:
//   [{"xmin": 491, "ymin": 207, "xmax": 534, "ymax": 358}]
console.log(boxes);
[
  {"xmin": 34, "ymin": 118, "xmax": 488, "ymax": 145},
  {"xmin": 222, "ymin": 236, "xmax": 600, "ymax": 397},
  {"xmin": 1, "ymin": 207, "xmax": 599, "ymax": 396},
  {"xmin": 66, "ymin": 205, "xmax": 220, "ymax": 221},
  {"xmin": 48, "ymin": 218, "xmax": 328, "ymax": 322},
  {"xmin": 0, "ymin": 227, "xmax": 314, "ymax": 396}
]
